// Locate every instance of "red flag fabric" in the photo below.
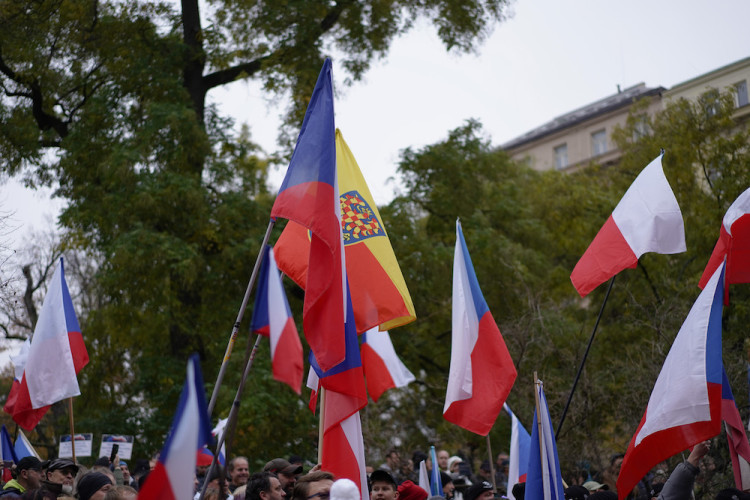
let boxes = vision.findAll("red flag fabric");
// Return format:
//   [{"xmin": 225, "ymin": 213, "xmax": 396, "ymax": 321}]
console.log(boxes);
[
  {"xmin": 699, "ymin": 187, "xmax": 750, "ymax": 303},
  {"xmin": 571, "ymin": 155, "xmax": 685, "ymax": 297},
  {"xmin": 721, "ymin": 370, "xmax": 750, "ymax": 490},
  {"xmin": 361, "ymin": 328, "xmax": 415, "ymax": 402}
]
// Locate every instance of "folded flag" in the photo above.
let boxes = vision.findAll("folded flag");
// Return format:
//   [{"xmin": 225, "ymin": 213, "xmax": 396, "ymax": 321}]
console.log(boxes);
[
  {"xmin": 4, "ymin": 258, "xmax": 89, "ymax": 430},
  {"xmin": 699, "ymin": 187, "xmax": 750, "ymax": 303},
  {"xmin": 526, "ymin": 382, "xmax": 564, "ymax": 500},
  {"xmin": 321, "ymin": 405, "xmax": 368, "ymax": 500},
  {"xmin": 418, "ymin": 460, "xmax": 430, "ymax": 494},
  {"xmin": 504, "ymin": 403, "xmax": 531, "ymax": 500},
  {"xmin": 617, "ymin": 262, "xmax": 725, "ymax": 499},
  {"xmin": 721, "ymin": 369, "xmax": 750, "ymax": 490},
  {"xmin": 361, "ymin": 328, "xmax": 415, "ymax": 402},
  {"xmin": 251, "ymin": 245, "xmax": 303, "ymax": 394},
  {"xmin": 14, "ymin": 429, "xmax": 40, "ymax": 460},
  {"xmin": 429, "ymin": 446, "xmax": 444, "ymax": 496},
  {"xmin": 0, "ymin": 425, "xmax": 17, "ymax": 483},
  {"xmin": 444, "ymin": 220, "xmax": 517, "ymax": 436},
  {"xmin": 139, "ymin": 355, "xmax": 213, "ymax": 500},
  {"xmin": 270, "ymin": 58, "xmax": 346, "ymax": 372},
  {"xmin": 571, "ymin": 154, "xmax": 685, "ymax": 297},
  {"xmin": 275, "ymin": 129, "xmax": 415, "ymax": 334}
]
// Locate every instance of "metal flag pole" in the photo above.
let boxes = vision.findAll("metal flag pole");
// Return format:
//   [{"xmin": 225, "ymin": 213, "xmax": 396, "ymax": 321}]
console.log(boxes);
[
  {"xmin": 206, "ymin": 219, "xmax": 275, "ymax": 416},
  {"xmin": 556, "ymin": 276, "xmax": 616, "ymax": 437},
  {"xmin": 68, "ymin": 398, "xmax": 76, "ymax": 463}
]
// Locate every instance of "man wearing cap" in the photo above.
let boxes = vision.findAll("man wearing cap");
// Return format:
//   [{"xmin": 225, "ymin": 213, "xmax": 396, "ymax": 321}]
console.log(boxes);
[
  {"xmin": 370, "ymin": 470, "xmax": 399, "ymax": 500},
  {"xmin": 0, "ymin": 456, "xmax": 42, "ymax": 497},
  {"xmin": 265, "ymin": 458, "xmax": 304, "ymax": 499},
  {"xmin": 465, "ymin": 481, "xmax": 494, "ymax": 500},
  {"xmin": 41, "ymin": 458, "xmax": 79, "ymax": 496}
]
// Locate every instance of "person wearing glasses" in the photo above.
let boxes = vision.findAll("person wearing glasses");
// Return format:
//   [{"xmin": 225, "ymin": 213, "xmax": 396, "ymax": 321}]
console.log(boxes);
[{"xmin": 292, "ymin": 471, "xmax": 335, "ymax": 500}]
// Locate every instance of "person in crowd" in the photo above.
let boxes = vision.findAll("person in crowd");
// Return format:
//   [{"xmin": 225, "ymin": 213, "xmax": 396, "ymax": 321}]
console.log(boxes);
[
  {"xmin": 446, "ymin": 457, "xmax": 470, "ymax": 494},
  {"xmin": 439, "ymin": 473, "xmax": 455, "ymax": 500},
  {"xmin": 289, "ymin": 457, "xmax": 304, "ymax": 468},
  {"xmin": 233, "ymin": 485, "xmax": 247, "ymax": 500},
  {"xmin": 564, "ymin": 485, "xmax": 590, "ymax": 500},
  {"xmin": 228, "ymin": 457, "xmax": 250, "ymax": 492},
  {"xmin": 378, "ymin": 451, "xmax": 402, "ymax": 483},
  {"xmin": 370, "ymin": 470, "xmax": 399, "ymax": 500},
  {"xmin": 116, "ymin": 463, "xmax": 133, "ymax": 489},
  {"xmin": 396, "ymin": 481, "xmax": 427, "ymax": 500},
  {"xmin": 582, "ymin": 482, "xmax": 607, "ymax": 494},
  {"xmin": 75, "ymin": 472, "xmax": 113, "ymax": 500},
  {"xmin": 40, "ymin": 459, "xmax": 79, "ymax": 497},
  {"xmin": 292, "ymin": 471, "xmax": 335, "ymax": 500},
  {"xmin": 494, "ymin": 453, "xmax": 509, "ymax": 494},
  {"xmin": 656, "ymin": 441, "xmax": 710, "ymax": 500},
  {"xmin": 102, "ymin": 485, "xmax": 136, "ymax": 500},
  {"xmin": 264, "ymin": 459, "xmax": 303, "ymax": 499},
  {"xmin": 601, "ymin": 455, "xmax": 623, "ymax": 493},
  {"xmin": 464, "ymin": 481, "xmax": 493, "ymax": 500},
  {"xmin": 475, "ymin": 462, "xmax": 492, "ymax": 484},
  {"xmin": 90, "ymin": 457, "xmax": 119, "ymax": 487},
  {"xmin": 196, "ymin": 465, "xmax": 233, "ymax": 500},
  {"xmin": 1, "ymin": 457, "xmax": 43, "ymax": 498},
  {"xmin": 436, "ymin": 452, "xmax": 449, "ymax": 473},
  {"xmin": 247, "ymin": 472, "xmax": 285, "ymax": 500}
]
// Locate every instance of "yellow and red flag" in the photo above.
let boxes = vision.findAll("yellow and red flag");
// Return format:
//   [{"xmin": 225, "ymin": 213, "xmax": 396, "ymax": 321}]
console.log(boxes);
[{"xmin": 275, "ymin": 129, "xmax": 415, "ymax": 334}]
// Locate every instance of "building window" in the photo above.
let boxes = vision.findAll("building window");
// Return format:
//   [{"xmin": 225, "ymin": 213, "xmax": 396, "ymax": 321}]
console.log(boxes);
[
  {"xmin": 554, "ymin": 144, "xmax": 568, "ymax": 170},
  {"xmin": 735, "ymin": 80, "xmax": 748, "ymax": 108},
  {"xmin": 591, "ymin": 130, "xmax": 607, "ymax": 156},
  {"xmin": 633, "ymin": 114, "xmax": 649, "ymax": 140}
]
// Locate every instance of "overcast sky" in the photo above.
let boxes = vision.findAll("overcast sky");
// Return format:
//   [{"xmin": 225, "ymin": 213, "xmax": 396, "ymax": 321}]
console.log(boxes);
[{"xmin": 4, "ymin": 0, "xmax": 750, "ymax": 241}]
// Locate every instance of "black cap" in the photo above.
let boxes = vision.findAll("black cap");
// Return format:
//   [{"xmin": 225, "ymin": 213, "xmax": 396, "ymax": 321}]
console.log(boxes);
[
  {"xmin": 466, "ymin": 481, "xmax": 493, "ymax": 500},
  {"xmin": 264, "ymin": 458, "xmax": 303, "ymax": 475},
  {"xmin": 370, "ymin": 469, "xmax": 396, "ymax": 487},
  {"xmin": 565, "ymin": 485, "xmax": 590, "ymax": 500},
  {"xmin": 17, "ymin": 456, "xmax": 42, "ymax": 472},
  {"xmin": 46, "ymin": 458, "xmax": 79, "ymax": 474}
]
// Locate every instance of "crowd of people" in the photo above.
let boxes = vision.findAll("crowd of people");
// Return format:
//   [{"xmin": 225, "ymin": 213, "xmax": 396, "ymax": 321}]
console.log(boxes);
[{"xmin": 0, "ymin": 441, "xmax": 746, "ymax": 500}]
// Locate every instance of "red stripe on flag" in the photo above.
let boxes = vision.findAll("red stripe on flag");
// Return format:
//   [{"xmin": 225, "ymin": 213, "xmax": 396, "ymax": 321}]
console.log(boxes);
[
  {"xmin": 138, "ymin": 462, "xmax": 177, "ymax": 500},
  {"xmin": 272, "ymin": 319, "xmax": 303, "ymax": 394},
  {"xmin": 361, "ymin": 342, "xmax": 396, "ymax": 403}
]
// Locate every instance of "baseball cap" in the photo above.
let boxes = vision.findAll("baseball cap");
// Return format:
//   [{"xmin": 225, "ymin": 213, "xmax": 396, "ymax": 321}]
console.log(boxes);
[
  {"xmin": 370, "ymin": 470, "xmax": 396, "ymax": 488},
  {"xmin": 46, "ymin": 458, "xmax": 79, "ymax": 474},
  {"xmin": 466, "ymin": 481, "xmax": 494, "ymax": 500},
  {"xmin": 17, "ymin": 456, "xmax": 42, "ymax": 472},
  {"xmin": 264, "ymin": 458, "xmax": 303, "ymax": 475}
]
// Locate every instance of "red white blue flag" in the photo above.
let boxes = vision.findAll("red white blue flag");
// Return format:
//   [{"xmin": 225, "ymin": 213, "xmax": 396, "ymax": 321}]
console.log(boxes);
[
  {"xmin": 617, "ymin": 262, "xmax": 725, "ymax": 499},
  {"xmin": 721, "ymin": 369, "xmax": 750, "ymax": 490},
  {"xmin": 251, "ymin": 245, "xmax": 303, "ymax": 394},
  {"xmin": 526, "ymin": 383, "xmax": 565, "ymax": 500},
  {"xmin": 271, "ymin": 58, "xmax": 346, "ymax": 372},
  {"xmin": 699, "ymin": 187, "xmax": 750, "ymax": 303},
  {"xmin": 504, "ymin": 404, "xmax": 531, "ymax": 500},
  {"xmin": 571, "ymin": 154, "xmax": 685, "ymax": 297},
  {"xmin": 139, "ymin": 355, "xmax": 213, "ymax": 500},
  {"xmin": 4, "ymin": 258, "xmax": 89, "ymax": 430},
  {"xmin": 444, "ymin": 220, "xmax": 517, "ymax": 436},
  {"xmin": 360, "ymin": 328, "xmax": 415, "ymax": 402}
]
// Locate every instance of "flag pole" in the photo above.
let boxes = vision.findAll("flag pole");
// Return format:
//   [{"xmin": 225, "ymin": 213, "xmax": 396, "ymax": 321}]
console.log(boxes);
[
  {"xmin": 68, "ymin": 398, "xmax": 76, "ymax": 463},
  {"xmin": 556, "ymin": 276, "xmax": 616, "ymax": 437},
  {"xmin": 207, "ymin": 219, "xmax": 276, "ymax": 416},
  {"xmin": 317, "ymin": 387, "xmax": 326, "ymax": 464},
  {"xmin": 198, "ymin": 333, "xmax": 264, "ymax": 500},
  {"xmin": 486, "ymin": 434, "xmax": 497, "ymax": 493}
]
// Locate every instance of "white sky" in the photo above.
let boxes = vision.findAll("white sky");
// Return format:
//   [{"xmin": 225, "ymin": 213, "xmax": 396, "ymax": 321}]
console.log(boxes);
[{"xmin": 3, "ymin": 0, "xmax": 750, "ymax": 237}]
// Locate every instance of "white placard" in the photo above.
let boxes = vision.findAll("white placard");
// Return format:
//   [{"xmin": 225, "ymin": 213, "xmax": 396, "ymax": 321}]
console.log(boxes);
[
  {"xmin": 59, "ymin": 433, "xmax": 93, "ymax": 458},
  {"xmin": 99, "ymin": 435, "xmax": 134, "ymax": 460}
]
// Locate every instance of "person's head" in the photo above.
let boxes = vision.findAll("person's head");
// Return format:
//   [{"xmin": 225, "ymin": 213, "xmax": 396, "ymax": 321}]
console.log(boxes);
[
  {"xmin": 45, "ymin": 458, "xmax": 79, "ymax": 487},
  {"xmin": 204, "ymin": 464, "xmax": 229, "ymax": 495},
  {"xmin": 76, "ymin": 471, "xmax": 114, "ymax": 500},
  {"xmin": 396, "ymin": 481, "xmax": 427, "ymax": 500},
  {"xmin": 436, "ymin": 451, "xmax": 449, "ymax": 471},
  {"xmin": 103, "ymin": 485, "xmax": 138, "ymax": 500},
  {"xmin": 385, "ymin": 450, "xmax": 401, "ymax": 469},
  {"xmin": 439, "ymin": 472, "xmax": 454, "ymax": 499},
  {"xmin": 119, "ymin": 462, "xmax": 130, "ymax": 483},
  {"xmin": 265, "ymin": 458, "xmax": 304, "ymax": 496},
  {"xmin": 248, "ymin": 471, "xmax": 286, "ymax": 500},
  {"xmin": 477, "ymin": 461, "xmax": 491, "ymax": 480},
  {"xmin": 369, "ymin": 470, "xmax": 398, "ymax": 500},
  {"xmin": 229, "ymin": 457, "xmax": 251, "ymax": 487},
  {"xmin": 714, "ymin": 488, "xmax": 750, "ymax": 500},
  {"xmin": 332, "ymin": 479, "xmax": 363, "ymax": 500},
  {"xmin": 495, "ymin": 453, "xmax": 509, "ymax": 472},
  {"xmin": 465, "ymin": 481, "xmax": 494, "ymax": 500},
  {"xmin": 447, "ymin": 457, "xmax": 462, "ymax": 474},
  {"xmin": 293, "ymin": 471, "xmax": 335, "ymax": 500},
  {"xmin": 17, "ymin": 456, "xmax": 43, "ymax": 490},
  {"xmin": 564, "ymin": 485, "xmax": 589, "ymax": 500}
]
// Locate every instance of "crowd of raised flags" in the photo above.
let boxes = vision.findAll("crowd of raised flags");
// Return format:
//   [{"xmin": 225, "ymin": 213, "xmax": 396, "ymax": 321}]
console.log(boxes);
[{"xmin": 3, "ymin": 57, "xmax": 750, "ymax": 500}]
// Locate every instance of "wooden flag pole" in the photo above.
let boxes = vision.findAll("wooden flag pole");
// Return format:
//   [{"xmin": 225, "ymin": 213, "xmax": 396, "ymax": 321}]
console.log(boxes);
[
  {"xmin": 556, "ymin": 275, "xmax": 616, "ymax": 437},
  {"xmin": 68, "ymin": 398, "xmax": 76, "ymax": 463},
  {"xmin": 206, "ymin": 219, "xmax": 276, "ymax": 416},
  {"xmin": 317, "ymin": 387, "xmax": 326, "ymax": 464},
  {"xmin": 486, "ymin": 433, "xmax": 497, "ymax": 493}
]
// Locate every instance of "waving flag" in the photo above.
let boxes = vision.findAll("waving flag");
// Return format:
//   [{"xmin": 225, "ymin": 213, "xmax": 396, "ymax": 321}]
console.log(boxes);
[
  {"xmin": 251, "ymin": 245, "xmax": 303, "ymax": 394},
  {"xmin": 526, "ymin": 383, "xmax": 564, "ymax": 500},
  {"xmin": 699, "ymin": 187, "xmax": 750, "ymax": 303},
  {"xmin": 0, "ymin": 425, "xmax": 17, "ymax": 482},
  {"xmin": 211, "ymin": 418, "xmax": 227, "ymax": 466},
  {"xmin": 139, "ymin": 355, "xmax": 213, "ymax": 500},
  {"xmin": 571, "ymin": 155, "xmax": 685, "ymax": 297},
  {"xmin": 14, "ymin": 429, "xmax": 40, "ymax": 460},
  {"xmin": 275, "ymin": 129, "xmax": 415, "ymax": 334},
  {"xmin": 429, "ymin": 446, "xmax": 444, "ymax": 496},
  {"xmin": 270, "ymin": 58, "xmax": 345, "ymax": 372},
  {"xmin": 418, "ymin": 460, "xmax": 430, "ymax": 493},
  {"xmin": 322, "ymin": 407, "xmax": 368, "ymax": 500},
  {"xmin": 444, "ymin": 220, "xmax": 517, "ymax": 436},
  {"xmin": 617, "ymin": 263, "xmax": 725, "ymax": 499},
  {"xmin": 504, "ymin": 404, "xmax": 531, "ymax": 500},
  {"xmin": 4, "ymin": 258, "xmax": 89, "ymax": 430},
  {"xmin": 361, "ymin": 328, "xmax": 415, "ymax": 402},
  {"xmin": 721, "ymin": 369, "xmax": 750, "ymax": 490}
]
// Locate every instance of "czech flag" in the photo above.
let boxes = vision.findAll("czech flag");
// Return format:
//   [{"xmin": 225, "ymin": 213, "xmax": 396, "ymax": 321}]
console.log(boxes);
[
  {"xmin": 699, "ymin": 187, "xmax": 750, "ymax": 303},
  {"xmin": 4, "ymin": 258, "xmax": 89, "ymax": 430},
  {"xmin": 526, "ymin": 383, "xmax": 565, "ymax": 500},
  {"xmin": 617, "ymin": 262, "xmax": 725, "ymax": 499},
  {"xmin": 360, "ymin": 328, "xmax": 415, "ymax": 402},
  {"xmin": 571, "ymin": 154, "xmax": 685, "ymax": 297},
  {"xmin": 504, "ymin": 404, "xmax": 531, "ymax": 500},
  {"xmin": 270, "ymin": 58, "xmax": 346, "ymax": 372},
  {"xmin": 274, "ymin": 129, "xmax": 415, "ymax": 334},
  {"xmin": 444, "ymin": 220, "xmax": 517, "ymax": 436},
  {"xmin": 250, "ymin": 245, "xmax": 303, "ymax": 394},
  {"xmin": 721, "ymin": 369, "xmax": 750, "ymax": 490},
  {"xmin": 139, "ymin": 355, "xmax": 213, "ymax": 500}
]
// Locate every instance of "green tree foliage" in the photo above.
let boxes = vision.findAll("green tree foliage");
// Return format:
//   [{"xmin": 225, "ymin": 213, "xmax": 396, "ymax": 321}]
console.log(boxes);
[{"xmin": 0, "ymin": 0, "xmax": 512, "ymax": 461}]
